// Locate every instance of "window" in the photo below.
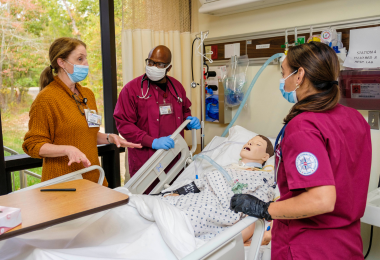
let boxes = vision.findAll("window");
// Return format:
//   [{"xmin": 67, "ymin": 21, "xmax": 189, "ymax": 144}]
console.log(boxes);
[{"xmin": 0, "ymin": 0, "xmax": 124, "ymax": 191}]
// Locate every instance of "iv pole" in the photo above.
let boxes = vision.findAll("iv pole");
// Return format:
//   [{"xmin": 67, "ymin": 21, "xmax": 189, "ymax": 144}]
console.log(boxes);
[{"xmin": 195, "ymin": 30, "xmax": 209, "ymax": 151}]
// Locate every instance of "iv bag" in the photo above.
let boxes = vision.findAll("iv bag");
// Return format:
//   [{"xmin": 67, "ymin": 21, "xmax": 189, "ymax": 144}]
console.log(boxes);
[{"xmin": 221, "ymin": 55, "xmax": 249, "ymax": 107}]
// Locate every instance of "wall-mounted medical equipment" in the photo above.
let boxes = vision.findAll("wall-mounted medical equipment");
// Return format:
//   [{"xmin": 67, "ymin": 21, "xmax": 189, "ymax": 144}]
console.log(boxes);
[
  {"xmin": 339, "ymin": 27, "xmax": 380, "ymax": 110},
  {"xmin": 204, "ymin": 18, "xmax": 379, "ymax": 64},
  {"xmin": 222, "ymin": 55, "xmax": 249, "ymax": 107},
  {"xmin": 204, "ymin": 66, "xmax": 232, "ymax": 124},
  {"xmin": 338, "ymin": 70, "xmax": 380, "ymax": 110}
]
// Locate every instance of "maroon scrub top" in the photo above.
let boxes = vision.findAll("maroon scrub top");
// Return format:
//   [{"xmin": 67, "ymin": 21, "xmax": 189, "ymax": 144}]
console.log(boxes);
[
  {"xmin": 114, "ymin": 75, "xmax": 192, "ymax": 177},
  {"xmin": 272, "ymin": 104, "xmax": 371, "ymax": 260}
]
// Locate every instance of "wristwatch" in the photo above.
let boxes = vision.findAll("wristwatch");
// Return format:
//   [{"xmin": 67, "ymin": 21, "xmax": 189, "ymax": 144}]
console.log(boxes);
[{"xmin": 106, "ymin": 134, "xmax": 112, "ymax": 144}]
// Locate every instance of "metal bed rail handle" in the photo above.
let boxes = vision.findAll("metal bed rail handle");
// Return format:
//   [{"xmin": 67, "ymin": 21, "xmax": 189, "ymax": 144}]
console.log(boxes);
[
  {"xmin": 182, "ymin": 217, "xmax": 264, "ymax": 260},
  {"xmin": 13, "ymin": 165, "xmax": 105, "ymax": 193},
  {"xmin": 72, "ymin": 165, "xmax": 105, "ymax": 185},
  {"xmin": 170, "ymin": 119, "xmax": 197, "ymax": 154}
]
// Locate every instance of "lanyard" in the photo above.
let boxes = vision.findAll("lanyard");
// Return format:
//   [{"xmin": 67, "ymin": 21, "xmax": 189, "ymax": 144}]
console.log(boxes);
[
  {"xmin": 72, "ymin": 93, "xmax": 89, "ymax": 116},
  {"xmin": 274, "ymin": 124, "xmax": 287, "ymax": 188}
]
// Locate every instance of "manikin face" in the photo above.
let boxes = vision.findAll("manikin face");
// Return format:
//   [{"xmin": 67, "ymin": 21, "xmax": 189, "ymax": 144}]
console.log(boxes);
[{"xmin": 240, "ymin": 136, "xmax": 270, "ymax": 163}]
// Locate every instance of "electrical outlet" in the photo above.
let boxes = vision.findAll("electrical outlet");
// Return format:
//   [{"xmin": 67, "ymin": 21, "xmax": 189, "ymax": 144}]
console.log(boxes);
[{"xmin": 368, "ymin": 111, "xmax": 380, "ymax": 130}]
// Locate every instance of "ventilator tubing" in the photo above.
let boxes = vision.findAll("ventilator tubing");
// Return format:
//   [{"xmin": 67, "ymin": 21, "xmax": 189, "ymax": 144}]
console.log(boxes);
[
  {"xmin": 193, "ymin": 154, "xmax": 233, "ymax": 185},
  {"xmin": 222, "ymin": 53, "xmax": 285, "ymax": 137},
  {"xmin": 192, "ymin": 141, "xmax": 246, "ymax": 186}
]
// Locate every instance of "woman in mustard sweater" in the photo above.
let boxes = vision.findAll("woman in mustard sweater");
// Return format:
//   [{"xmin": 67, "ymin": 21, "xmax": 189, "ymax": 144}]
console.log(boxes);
[{"xmin": 23, "ymin": 37, "xmax": 142, "ymax": 186}]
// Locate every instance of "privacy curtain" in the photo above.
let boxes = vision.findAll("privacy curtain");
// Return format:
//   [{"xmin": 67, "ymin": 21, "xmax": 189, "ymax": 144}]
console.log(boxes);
[
  {"xmin": 122, "ymin": 0, "xmax": 199, "ymax": 91},
  {"xmin": 121, "ymin": 0, "xmax": 200, "ymax": 181}
]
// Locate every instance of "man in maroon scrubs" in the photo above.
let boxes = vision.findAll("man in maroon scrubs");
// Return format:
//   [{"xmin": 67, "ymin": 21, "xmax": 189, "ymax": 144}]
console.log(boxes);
[{"xmin": 114, "ymin": 45, "xmax": 200, "ymax": 181}]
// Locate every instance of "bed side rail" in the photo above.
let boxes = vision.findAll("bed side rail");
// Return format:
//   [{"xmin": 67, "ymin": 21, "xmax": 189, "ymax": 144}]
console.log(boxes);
[
  {"xmin": 124, "ymin": 120, "xmax": 197, "ymax": 194},
  {"xmin": 182, "ymin": 217, "xmax": 265, "ymax": 260},
  {"xmin": 12, "ymin": 165, "xmax": 105, "ymax": 193}
]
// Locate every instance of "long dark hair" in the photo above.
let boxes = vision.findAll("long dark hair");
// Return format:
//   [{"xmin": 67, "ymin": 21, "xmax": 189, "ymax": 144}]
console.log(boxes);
[{"xmin": 284, "ymin": 41, "xmax": 340, "ymax": 124}]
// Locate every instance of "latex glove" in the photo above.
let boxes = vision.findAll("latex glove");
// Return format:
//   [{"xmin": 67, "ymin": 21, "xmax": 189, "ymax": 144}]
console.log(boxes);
[
  {"xmin": 230, "ymin": 194, "xmax": 273, "ymax": 221},
  {"xmin": 152, "ymin": 136, "xmax": 175, "ymax": 150},
  {"xmin": 186, "ymin": 116, "xmax": 201, "ymax": 130}
]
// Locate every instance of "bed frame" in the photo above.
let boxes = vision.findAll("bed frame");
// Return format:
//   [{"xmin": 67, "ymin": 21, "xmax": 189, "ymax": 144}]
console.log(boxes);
[
  {"xmin": 13, "ymin": 165, "xmax": 105, "ymax": 193},
  {"xmin": 14, "ymin": 120, "xmax": 265, "ymax": 260},
  {"xmin": 125, "ymin": 120, "xmax": 266, "ymax": 260},
  {"xmin": 125, "ymin": 120, "xmax": 197, "ymax": 194}
]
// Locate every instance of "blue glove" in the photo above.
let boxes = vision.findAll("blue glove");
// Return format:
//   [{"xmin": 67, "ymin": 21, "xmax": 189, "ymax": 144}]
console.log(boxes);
[
  {"xmin": 186, "ymin": 116, "xmax": 201, "ymax": 130},
  {"xmin": 152, "ymin": 136, "xmax": 175, "ymax": 150}
]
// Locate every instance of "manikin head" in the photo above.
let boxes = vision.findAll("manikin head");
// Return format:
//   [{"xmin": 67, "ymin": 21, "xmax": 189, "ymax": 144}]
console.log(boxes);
[{"xmin": 240, "ymin": 135, "xmax": 274, "ymax": 166}]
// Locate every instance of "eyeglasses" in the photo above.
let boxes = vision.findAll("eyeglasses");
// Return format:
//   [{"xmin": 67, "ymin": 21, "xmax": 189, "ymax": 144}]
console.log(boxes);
[
  {"xmin": 145, "ymin": 59, "xmax": 169, "ymax": 69},
  {"xmin": 72, "ymin": 94, "xmax": 88, "ymax": 116}
]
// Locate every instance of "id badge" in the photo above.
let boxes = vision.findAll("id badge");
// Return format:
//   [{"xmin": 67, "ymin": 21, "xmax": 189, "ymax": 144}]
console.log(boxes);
[
  {"xmin": 159, "ymin": 103, "xmax": 173, "ymax": 115},
  {"xmin": 85, "ymin": 109, "xmax": 101, "ymax": 128},
  {"xmin": 88, "ymin": 113, "xmax": 102, "ymax": 125}
]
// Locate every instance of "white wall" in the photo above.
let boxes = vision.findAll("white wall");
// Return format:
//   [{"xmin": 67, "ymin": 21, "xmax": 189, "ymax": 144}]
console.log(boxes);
[
  {"xmin": 198, "ymin": 0, "xmax": 380, "ymax": 259},
  {"xmin": 199, "ymin": 0, "xmax": 380, "ymax": 38}
]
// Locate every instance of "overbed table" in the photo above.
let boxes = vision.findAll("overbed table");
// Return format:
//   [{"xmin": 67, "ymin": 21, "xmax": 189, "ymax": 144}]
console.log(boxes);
[{"xmin": 0, "ymin": 179, "xmax": 129, "ymax": 241}]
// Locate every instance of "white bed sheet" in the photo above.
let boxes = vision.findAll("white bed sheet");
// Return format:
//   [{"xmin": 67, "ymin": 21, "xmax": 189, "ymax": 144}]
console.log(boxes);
[{"xmin": 0, "ymin": 187, "xmax": 205, "ymax": 260}]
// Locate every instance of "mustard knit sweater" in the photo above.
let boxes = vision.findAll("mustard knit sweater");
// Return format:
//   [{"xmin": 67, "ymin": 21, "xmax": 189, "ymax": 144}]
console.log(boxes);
[{"xmin": 23, "ymin": 76, "xmax": 108, "ymax": 186}]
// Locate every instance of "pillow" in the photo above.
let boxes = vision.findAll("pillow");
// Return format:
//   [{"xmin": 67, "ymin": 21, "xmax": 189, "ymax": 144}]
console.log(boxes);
[
  {"xmin": 176, "ymin": 126, "xmax": 275, "ymax": 184},
  {"xmin": 209, "ymin": 125, "xmax": 276, "ymax": 168},
  {"xmin": 226, "ymin": 125, "xmax": 275, "ymax": 147}
]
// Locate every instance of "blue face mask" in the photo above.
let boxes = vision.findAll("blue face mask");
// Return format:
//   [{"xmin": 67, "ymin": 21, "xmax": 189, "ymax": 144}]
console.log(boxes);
[
  {"xmin": 64, "ymin": 60, "xmax": 89, "ymax": 83},
  {"xmin": 279, "ymin": 70, "xmax": 298, "ymax": 103}
]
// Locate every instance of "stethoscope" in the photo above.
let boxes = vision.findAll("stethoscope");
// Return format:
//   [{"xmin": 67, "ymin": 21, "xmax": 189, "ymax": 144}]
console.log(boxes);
[
  {"xmin": 273, "ymin": 124, "xmax": 287, "ymax": 188},
  {"xmin": 138, "ymin": 74, "xmax": 183, "ymax": 103}
]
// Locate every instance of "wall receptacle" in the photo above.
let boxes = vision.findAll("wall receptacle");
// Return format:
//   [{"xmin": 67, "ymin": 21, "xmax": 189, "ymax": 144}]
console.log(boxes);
[{"xmin": 368, "ymin": 111, "xmax": 380, "ymax": 130}]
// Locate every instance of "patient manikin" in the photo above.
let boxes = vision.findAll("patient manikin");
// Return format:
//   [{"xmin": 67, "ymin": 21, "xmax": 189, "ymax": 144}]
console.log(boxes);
[{"xmin": 158, "ymin": 135, "xmax": 275, "ymax": 241}]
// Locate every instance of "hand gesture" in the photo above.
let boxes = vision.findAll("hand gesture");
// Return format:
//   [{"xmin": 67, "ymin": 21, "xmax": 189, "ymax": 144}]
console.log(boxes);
[
  {"xmin": 65, "ymin": 146, "xmax": 91, "ymax": 168},
  {"xmin": 108, "ymin": 134, "xmax": 143, "ymax": 148}
]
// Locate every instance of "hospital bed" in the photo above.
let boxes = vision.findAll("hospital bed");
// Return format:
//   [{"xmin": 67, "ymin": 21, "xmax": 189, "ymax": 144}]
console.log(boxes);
[
  {"xmin": 1, "ymin": 121, "xmax": 267, "ymax": 260},
  {"xmin": 125, "ymin": 119, "xmax": 267, "ymax": 260}
]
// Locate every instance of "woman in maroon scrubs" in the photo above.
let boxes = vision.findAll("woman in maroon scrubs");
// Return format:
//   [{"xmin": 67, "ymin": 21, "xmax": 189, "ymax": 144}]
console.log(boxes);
[{"xmin": 230, "ymin": 42, "xmax": 372, "ymax": 260}]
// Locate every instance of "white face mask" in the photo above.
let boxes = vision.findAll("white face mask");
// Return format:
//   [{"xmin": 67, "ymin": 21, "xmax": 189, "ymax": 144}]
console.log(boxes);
[{"xmin": 145, "ymin": 64, "xmax": 170, "ymax": 82}]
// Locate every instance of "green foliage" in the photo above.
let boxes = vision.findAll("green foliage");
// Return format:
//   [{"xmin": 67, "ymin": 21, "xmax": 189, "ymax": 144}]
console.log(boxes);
[
  {"xmin": 0, "ymin": 0, "xmax": 125, "ymax": 110},
  {"xmin": 1, "ymin": 0, "xmax": 125, "ymax": 190}
]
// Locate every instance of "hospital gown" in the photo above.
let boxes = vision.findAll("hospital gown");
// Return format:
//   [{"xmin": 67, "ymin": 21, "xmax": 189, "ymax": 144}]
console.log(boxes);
[{"xmin": 160, "ymin": 166, "xmax": 275, "ymax": 241}]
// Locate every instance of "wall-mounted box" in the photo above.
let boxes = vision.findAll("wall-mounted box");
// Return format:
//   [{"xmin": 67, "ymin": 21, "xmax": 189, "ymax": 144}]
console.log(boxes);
[{"xmin": 339, "ymin": 70, "xmax": 380, "ymax": 110}]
